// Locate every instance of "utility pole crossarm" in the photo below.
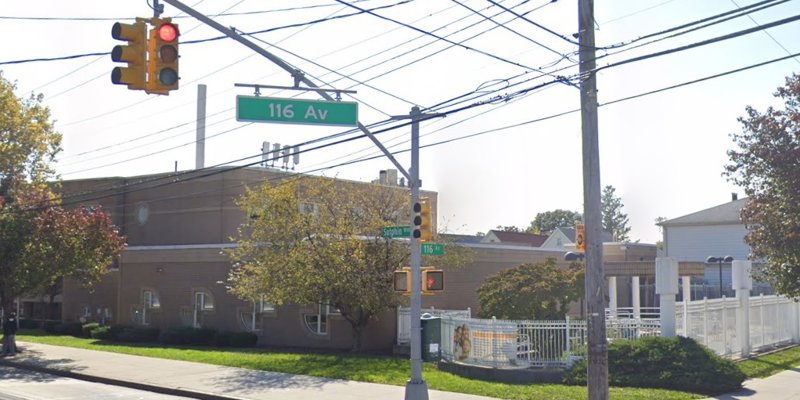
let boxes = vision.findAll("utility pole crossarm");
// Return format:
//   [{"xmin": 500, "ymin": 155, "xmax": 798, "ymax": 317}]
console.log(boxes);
[{"xmin": 161, "ymin": 0, "xmax": 411, "ymax": 181}]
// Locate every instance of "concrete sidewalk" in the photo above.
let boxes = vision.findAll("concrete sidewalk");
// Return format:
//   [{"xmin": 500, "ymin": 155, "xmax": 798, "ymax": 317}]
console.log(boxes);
[
  {"xmin": 0, "ymin": 342, "xmax": 495, "ymax": 400},
  {"xmin": 704, "ymin": 367, "xmax": 800, "ymax": 400}
]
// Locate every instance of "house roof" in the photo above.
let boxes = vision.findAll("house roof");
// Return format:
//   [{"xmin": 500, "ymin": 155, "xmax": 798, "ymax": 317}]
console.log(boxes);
[
  {"xmin": 660, "ymin": 198, "xmax": 747, "ymax": 226},
  {"xmin": 554, "ymin": 226, "xmax": 614, "ymax": 243},
  {"xmin": 482, "ymin": 230, "xmax": 548, "ymax": 247},
  {"xmin": 439, "ymin": 233, "xmax": 484, "ymax": 244}
]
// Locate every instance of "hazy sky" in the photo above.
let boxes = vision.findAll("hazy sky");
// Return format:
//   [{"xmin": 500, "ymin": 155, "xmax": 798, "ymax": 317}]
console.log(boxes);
[{"xmin": 2, "ymin": 0, "xmax": 798, "ymax": 243}]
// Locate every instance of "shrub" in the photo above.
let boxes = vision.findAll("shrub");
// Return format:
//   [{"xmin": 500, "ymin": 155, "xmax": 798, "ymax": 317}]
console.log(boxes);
[
  {"xmin": 82, "ymin": 323, "xmax": 100, "ymax": 338},
  {"xmin": 90, "ymin": 326, "xmax": 113, "ymax": 340},
  {"xmin": 51, "ymin": 322, "xmax": 84, "ymax": 337},
  {"xmin": 214, "ymin": 331, "xmax": 258, "ymax": 348},
  {"xmin": 117, "ymin": 327, "xmax": 160, "ymax": 343},
  {"xmin": 563, "ymin": 336, "xmax": 745, "ymax": 395},
  {"xmin": 159, "ymin": 327, "xmax": 217, "ymax": 346}
]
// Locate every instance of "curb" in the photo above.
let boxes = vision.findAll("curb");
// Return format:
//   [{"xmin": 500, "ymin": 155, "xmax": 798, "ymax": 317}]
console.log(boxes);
[{"xmin": 0, "ymin": 356, "xmax": 245, "ymax": 400}]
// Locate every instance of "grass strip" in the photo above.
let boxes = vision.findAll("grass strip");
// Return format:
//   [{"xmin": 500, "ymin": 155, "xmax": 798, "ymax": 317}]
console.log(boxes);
[
  {"xmin": 17, "ymin": 331, "xmax": 704, "ymax": 400},
  {"xmin": 738, "ymin": 345, "xmax": 800, "ymax": 379}
]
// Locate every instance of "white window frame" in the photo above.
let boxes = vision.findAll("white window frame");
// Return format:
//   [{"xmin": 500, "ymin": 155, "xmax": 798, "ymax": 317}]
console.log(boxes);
[
  {"xmin": 193, "ymin": 291, "xmax": 214, "ymax": 328},
  {"xmin": 140, "ymin": 289, "xmax": 160, "ymax": 326},
  {"xmin": 303, "ymin": 303, "xmax": 337, "ymax": 335}
]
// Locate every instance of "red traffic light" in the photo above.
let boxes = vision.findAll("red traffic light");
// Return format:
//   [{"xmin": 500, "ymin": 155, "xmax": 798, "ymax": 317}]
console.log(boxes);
[{"xmin": 157, "ymin": 23, "xmax": 178, "ymax": 42}]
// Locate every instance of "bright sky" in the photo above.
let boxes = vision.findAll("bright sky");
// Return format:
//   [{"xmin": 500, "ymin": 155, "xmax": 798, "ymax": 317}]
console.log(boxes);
[{"xmin": 2, "ymin": 0, "xmax": 798, "ymax": 244}]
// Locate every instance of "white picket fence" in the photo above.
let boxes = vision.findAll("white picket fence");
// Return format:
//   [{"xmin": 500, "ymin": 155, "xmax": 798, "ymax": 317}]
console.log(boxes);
[
  {"xmin": 397, "ymin": 294, "xmax": 800, "ymax": 369},
  {"xmin": 676, "ymin": 294, "xmax": 800, "ymax": 358}
]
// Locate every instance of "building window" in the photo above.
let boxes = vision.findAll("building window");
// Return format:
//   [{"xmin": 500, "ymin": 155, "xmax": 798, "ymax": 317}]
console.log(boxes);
[
  {"xmin": 239, "ymin": 297, "xmax": 276, "ymax": 332},
  {"xmin": 192, "ymin": 290, "xmax": 214, "ymax": 328},
  {"xmin": 303, "ymin": 303, "xmax": 337, "ymax": 335},
  {"xmin": 134, "ymin": 289, "xmax": 161, "ymax": 326},
  {"xmin": 299, "ymin": 201, "xmax": 318, "ymax": 217}
]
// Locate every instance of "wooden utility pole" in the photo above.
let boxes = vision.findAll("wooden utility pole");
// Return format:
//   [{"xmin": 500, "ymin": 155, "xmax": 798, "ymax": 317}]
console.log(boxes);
[{"xmin": 578, "ymin": 1, "xmax": 609, "ymax": 399}]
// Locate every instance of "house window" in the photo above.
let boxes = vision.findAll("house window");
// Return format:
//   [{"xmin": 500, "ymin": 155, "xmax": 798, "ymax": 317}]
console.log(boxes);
[
  {"xmin": 299, "ymin": 201, "xmax": 318, "ymax": 217},
  {"xmin": 195, "ymin": 291, "xmax": 214, "ymax": 311},
  {"xmin": 135, "ymin": 289, "xmax": 161, "ymax": 326},
  {"xmin": 144, "ymin": 290, "xmax": 161, "ymax": 309},
  {"xmin": 303, "ymin": 303, "xmax": 337, "ymax": 335},
  {"xmin": 192, "ymin": 290, "xmax": 214, "ymax": 328},
  {"xmin": 239, "ymin": 297, "xmax": 276, "ymax": 332}
]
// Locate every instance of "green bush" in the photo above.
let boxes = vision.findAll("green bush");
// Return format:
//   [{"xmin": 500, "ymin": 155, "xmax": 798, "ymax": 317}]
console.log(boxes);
[
  {"xmin": 158, "ymin": 327, "xmax": 217, "ymax": 346},
  {"xmin": 51, "ymin": 322, "xmax": 84, "ymax": 337},
  {"xmin": 213, "ymin": 331, "xmax": 258, "ymax": 347},
  {"xmin": 90, "ymin": 326, "xmax": 112, "ymax": 340},
  {"xmin": 82, "ymin": 323, "xmax": 100, "ymax": 338},
  {"xmin": 117, "ymin": 327, "xmax": 160, "ymax": 343},
  {"xmin": 563, "ymin": 336, "xmax": 745, "ymax": 395}
]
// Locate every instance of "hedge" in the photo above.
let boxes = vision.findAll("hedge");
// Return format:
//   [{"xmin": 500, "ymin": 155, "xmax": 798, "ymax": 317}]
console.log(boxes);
[{"xmin": 563, "ymin": 336, "xmax": 745, "ymax": 395}]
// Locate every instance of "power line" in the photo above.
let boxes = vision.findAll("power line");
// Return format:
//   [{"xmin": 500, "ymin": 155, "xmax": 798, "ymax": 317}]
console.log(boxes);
[{"xmin": 331, "ymin": 0, "xmax": 552, "ymax": 72}]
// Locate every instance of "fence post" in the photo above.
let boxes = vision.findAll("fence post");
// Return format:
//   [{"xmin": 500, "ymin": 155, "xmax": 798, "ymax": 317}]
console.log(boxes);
[
  {"xmin": 655, "ymin": 257, "xmax": 679, "ymax": 337},
  {"xmin": 631, "ymin": 276, "xmax": 641, "ymax": 319},
  {"xmin": 566, "ymin": 316, "xmax": 571, "ymax": 355},
  {"xmin": 722, "ymin": 295, "xmax": 728, "ymax": 355},
  {"xmin": 732, "ymin": 260, "xmax": 752, "ymax": 357},
  {"xmin": 760, "ymin": 293, "xmax": 765, "ymax": 348},
  {"xmin": 703, "ymin": 297, "xmax": 708, "ymax": 346},
  {"xmin": 491, "ymin": 316, "xmax": 498, "ymax": 368},
  {"xmin": 794, "ymin": 302, "xmax": 800, "ymax": 344}
]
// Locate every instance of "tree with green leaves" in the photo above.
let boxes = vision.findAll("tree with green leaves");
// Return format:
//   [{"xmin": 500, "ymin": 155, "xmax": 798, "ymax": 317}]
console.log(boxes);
[
  {"xmin": 654, "ymin": 216, "xmax": 667, "ymax": 250},
  {"xmin": 601, "ymin": 185, "xmax": 631, "ymax": 242},
  {"xmin": 495, "ymin": 225, "xmax": 522, "ymax": 233},
  {"xmin": 527, "ymin": 209, "xmax": 582, "ymax": 234},
  {"xmin": 0, "ymin": 71, "xmax": 125, "ymax": 315},
  {"xmin": 228, "ymin": 176, "xmax": 471, "ymax": 350},
  {"xmin": 725, "ymin": 74, "xmax": 800, "ymax": 299},
  {"xmin": 476, "ymin": 258, "xmax": 583, "ymax": 320}
]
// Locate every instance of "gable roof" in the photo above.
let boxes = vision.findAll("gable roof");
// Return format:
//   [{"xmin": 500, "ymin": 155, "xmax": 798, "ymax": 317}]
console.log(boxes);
[
  {"xmin": 660, "ymin": 198, "xmax": 747, "ymax": 227},
  {"xmin": 439, "ymin": 233, "xmax": 484, "ymax": 244},
  {"xmin": 554, "ymin": 226, "xmax": 614, "ymax": 243},
  {"xmin": 481, "ymin": 230, "xmax": 548, "ymax": 247}
]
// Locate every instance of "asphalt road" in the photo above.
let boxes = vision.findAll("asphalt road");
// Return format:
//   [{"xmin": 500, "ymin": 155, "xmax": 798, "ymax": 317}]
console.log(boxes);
[{"xmin": 0, "ymin": 365, "xmax": 193, "ymax": 400}]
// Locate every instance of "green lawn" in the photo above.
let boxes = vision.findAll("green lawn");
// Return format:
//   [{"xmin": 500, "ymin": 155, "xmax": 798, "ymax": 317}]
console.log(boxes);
[
  {"xmin": 738, "ymin": 345, "xmax": 800, "ymax": 378},
  {"xmin": 16, "ymin": 330, "xmax": 703, "ymax": 400}
]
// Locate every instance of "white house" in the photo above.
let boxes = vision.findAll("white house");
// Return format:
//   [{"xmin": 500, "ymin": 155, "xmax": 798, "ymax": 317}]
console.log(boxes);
[
  {"xmin": 540, "ymin": 226, "xmax": 613, "ymax": 249},
  {"xmin": 659, "ymin": 195, "xmax": 752, "ymax": 295}
]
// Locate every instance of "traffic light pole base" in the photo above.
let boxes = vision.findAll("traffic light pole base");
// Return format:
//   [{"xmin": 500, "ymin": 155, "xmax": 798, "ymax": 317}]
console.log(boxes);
[{"xmin": 404, "ymin": 379, "xmax": 429, "ymax": 400}]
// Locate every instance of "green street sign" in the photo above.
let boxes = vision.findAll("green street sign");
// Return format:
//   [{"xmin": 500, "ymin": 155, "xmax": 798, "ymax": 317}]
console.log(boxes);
[
  {"xmin": 236, "ymin": 95, "xmax": 358, "ymax": 127},
  {"xmin": 421, "ymin": 243, "xmax": 444, "ymax": 256},
  {"xmin": 383, "ymin": 226, "xmax": 411, "ymax": 238}
]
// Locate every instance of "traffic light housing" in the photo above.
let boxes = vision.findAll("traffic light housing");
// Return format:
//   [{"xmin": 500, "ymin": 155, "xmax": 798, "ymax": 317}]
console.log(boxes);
[
  {"xmin": 111, "ymin": 21, "xmax": 147, "ymax": 90},
  {"xmin": 418, "ymin": 197, "xmax": 433, "ymax": 242},
  {"xmin": 146, "ymin": 18, "xmax": 179, "ymax": 95},
  {"xmin": 394, "ymin": 270, "xmax": 410, "ymax": 292},
  {"xmin": 422, "ymin": 269, "xmax": 444, "ymax": 292}
]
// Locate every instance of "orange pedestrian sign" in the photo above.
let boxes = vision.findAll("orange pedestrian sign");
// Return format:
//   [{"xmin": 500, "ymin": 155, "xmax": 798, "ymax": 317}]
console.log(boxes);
[{"xmin": 575, "ymin": 223, "xmax": 586, "ymax": 253}]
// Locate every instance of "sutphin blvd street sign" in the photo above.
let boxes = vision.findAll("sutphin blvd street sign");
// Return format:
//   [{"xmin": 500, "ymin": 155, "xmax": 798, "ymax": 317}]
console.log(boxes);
[{"xmin": 236, "ymin": 95, "xmax": 358, "ymax": 127}]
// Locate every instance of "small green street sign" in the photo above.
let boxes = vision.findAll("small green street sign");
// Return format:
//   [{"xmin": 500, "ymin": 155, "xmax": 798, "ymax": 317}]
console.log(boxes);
[
  {"xmin": 421, "ymin": 243, "xmax": 444, "ymax": 256},
  {"xmin": 236, "ymin": 95, "xmax": 358, "ymax": 127},
  {"xmin": 383, "ymin": 226, "xmax": 412, "ymax": 238}
]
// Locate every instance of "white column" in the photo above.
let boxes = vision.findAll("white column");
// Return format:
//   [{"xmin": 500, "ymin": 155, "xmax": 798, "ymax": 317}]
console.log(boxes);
[
  {"xmin": 682, "ymin": 276, "xmax": 691, "ymax": 336},
  {"xmin": 732, "ymin": 260, "xmax": 752, "ymax": 357},
  {"xmin": 608, "ymin": 276, "xmax": 618, "ymax": 318},
  {"xmin": 656, "ymin": 257, "xmax": 679, "ymax": 337},
  {"xmin": 631, "ymin": 276, "xmax": 641, "ymax": 319}
]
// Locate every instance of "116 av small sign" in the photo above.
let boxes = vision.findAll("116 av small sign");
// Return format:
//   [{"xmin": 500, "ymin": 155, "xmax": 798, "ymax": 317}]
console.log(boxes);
[{"xmin": 236, "ymin": 95, "xmax": 358, "ymax": 127}]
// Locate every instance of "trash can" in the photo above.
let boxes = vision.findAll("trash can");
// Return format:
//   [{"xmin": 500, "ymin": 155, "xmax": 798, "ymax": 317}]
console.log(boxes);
[{"xmin": 420, "ymin": 313, "xmax": 441, "ymax": 361}]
